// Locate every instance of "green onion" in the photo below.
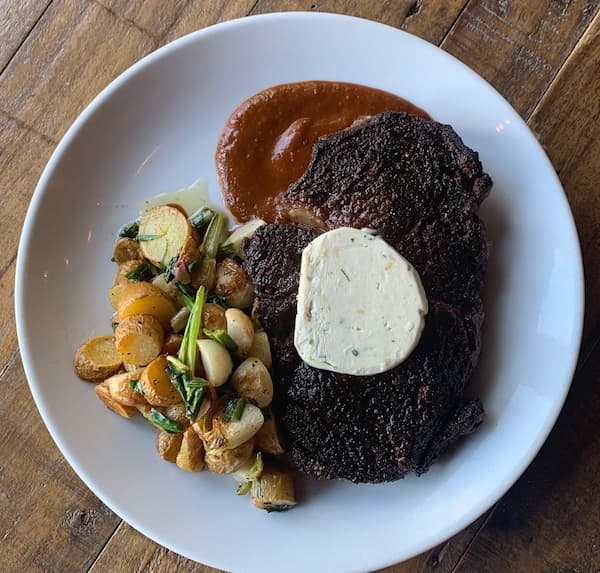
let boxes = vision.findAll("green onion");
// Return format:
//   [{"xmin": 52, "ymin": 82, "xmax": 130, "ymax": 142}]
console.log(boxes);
[
  {"xmin": 236, "ymin": 481, "xmax": 252, "ymax": 496},
  {"xmin": 203, "ymin": 328, "xmax": 238, "ymax": 352},
  {"xmin": 174, "ymin": 280, "xmax": 196, "ymax": 310},
  {"xmin": 207, "ymin": 294, "xmax": 228, "ymax": 308},
  {"xmin": 217, "ymin": 240, "xmax": 235, "ymax": 259},
  {"xmin": 179, "ymin": 286, "xmax": 206, "ymax": 375},
  {"xmin": 149, "ymin": 409, "xmax": 182, "ymax": 434},
  {"xmin": 351, "ymin": 349, "xmax": 359, "ymax": 357},
  {"xmin": 165, "ymin": 355, "xmax": 189, "ymax": 376},
  {"xmin": 222, "ymin": 397, "xmax": 246, "ymax": 423},
  {"xmin": 117, "ymin": 220, "xmax": 139, "ymax": 239},
  {"xmin": 136, "ymin": 233, "xmax": 164, "ymax": 242},
  {"xmin": 187, "ymin": 259, "xmax": 200, "ymax": 272},
  {"xmin": 201, "ymin": 214, "xmax": 225, "ymax": 259},
  {"xmin": 125, "ymin": 261, "xmax": 154, "ymax": 282},
  {"xmin": 265, "ymin": 504, "xmax": 293, "ymax": 513},
  {"xmin": 189, "ymin": 207, "xmax": 215, "ymax": 231},
  {"xmin": 164, "ymin": 255, "xmax": 179, "ymax": 283},
  {"xmin": 128, "ymin": 379, "xmax": 144, "ymax": 395}
]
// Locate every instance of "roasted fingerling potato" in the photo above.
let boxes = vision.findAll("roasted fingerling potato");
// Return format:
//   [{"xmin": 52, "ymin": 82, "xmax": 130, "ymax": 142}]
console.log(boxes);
[
  {"xmin": 156, "ymin": 430, "xmax": 184, "ymax": 463},
  {"xmin": 205, "ymin": 439, "xmax": 255, "ymax": 474},
  {"xmin": 114, "ymin": 314, "xmax": 164, "ymax": 366},
  {"xmin": 176, "ymin": 426, "xmax": 205, "ymax": 472},
  {"xmin": 95, "ymin": 382, "xmax": 137, "ymax": 419},
  {"xmin": 215, "ymin": 258, "xmax": 254, "ymax": 309},
  {"xmin": 140, "ymin": 356, "xmax": 182, "ymax": 407},
  {"xmin": 113, "ymin": 237, "xmax": 143, "ymax": 264},
  {"xmin": 74, "ymin": 335, "xmax": 122, "ymax": 382},
  {"xmin": 231, "ymin": 358, "xmax": 273, "ymax": 408}
]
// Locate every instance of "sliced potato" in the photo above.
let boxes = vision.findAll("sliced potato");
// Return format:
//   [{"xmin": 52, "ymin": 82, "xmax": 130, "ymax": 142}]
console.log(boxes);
[
  {"xmin": 109, "ymin": 259, "xmax": 144, "ymax": 309},
  {"xmin": 162, "ymin": 333, "xmax": 183, "ymax": 356},
  {"xmin": 202, "ymin": 303, "xmax": 227, "ymax": 332},
  {"xmin": 225, "ymin": 308, "xmax": 254, "ymax": 356},
  {"xmin": 231, "ymin": 358, "xmax": 273, "ymax": 408},
  {"xmin": 95, "ymin": 382, "xmax": 137, "ymax": 418},
  {"xmin": 176, "ymin": 427, "xmax": 205, "ymax": 472},
  {"xmin": 138, "ymin": 205, "xmax": 192, "ymax": 267},
  {"xmin": 117, "ymin": 282, "xmax": 176, "ymax": 329},
  {"xmin": 202, "ymin": 402, "xmax": 264, "ymax": 451},
  {"xmin": 247, "ymin": 330, "xmax": 272, "ymax": 369},
  {"xmin": 215, "ymin": 258, "xmax": 254, "ymax": 308},
  {"xmin": 73, "ymin": 335, "xmax": 122, "ymax": 382},
  {"xmin": 164, "ymin": 403, "xmax": 189, "ymax": 427},
  {"xmin": 115, "ymin": 314, "xmax": 164, "ymax": 366},
  {"xmin": 205, "ymin": 439, "xmax": 254, "ymax": 474},
  {"xmin": 251, "ymin": 465, "xmax": 296, "ymax": 511},
  {"xmin": 255, "ymin": 415, "xmax": 285, "ymax": 455},
  {"xmin": 113, "ymin": 237, "xmax": 142, "ymax": 264},
  {"xmin": 156, "ymin": 430, "xmax": 183, "ymax": 463},
  {"xmin": 104, "ymin": 370, "xmax": 146, "ymax": 406},
  {"xmin": 140, "ymin": 355, "xmax": 182, "ymax": 407},
  {"xmin": 197, "ymin": 339, "xmax": 233, "ymax": 387}
]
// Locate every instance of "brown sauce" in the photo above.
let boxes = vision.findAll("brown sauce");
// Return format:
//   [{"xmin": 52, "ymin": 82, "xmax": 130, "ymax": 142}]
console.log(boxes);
[{"xmin": 215, "ymin": 81, "xmax": 430, "ymax": 222}]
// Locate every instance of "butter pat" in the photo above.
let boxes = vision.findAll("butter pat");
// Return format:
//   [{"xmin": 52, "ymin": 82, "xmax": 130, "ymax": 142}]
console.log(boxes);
[{"xmin": 294, "ymin": 228, "xmax": 428, "ymax": 376}]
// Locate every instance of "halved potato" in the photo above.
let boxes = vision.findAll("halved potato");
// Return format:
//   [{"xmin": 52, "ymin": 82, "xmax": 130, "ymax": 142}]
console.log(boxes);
[
  {"xmin": 140, "ymin": 355, "xmax": 182, "ymax": 407},
  {"xmin": 109, "ymin": 259, "xmax": 144, "ymax": 309},
  {"xmin": 202, "ymin": 303, "xmax": 227, "ymax": 332},
  {"xmin": 104, "ymin": 369, "xmax": 146, "ymax": 406},
  {"xmin": 161, "ymin": 333, "xmax": 183, "ymax": 356},
  {"xmin": 115, "ymin": 314, "xmax": 164, "ymax": 366},
  {"xmin": 138, "ymin": 205, "xmax": 191, "ymax": 267},
  {"xmin": 95, "ymin": 382, "xmax": 137, "ymax": 418},
  {"xmin": 164, "ymin": 403, "xmax": 189, "ymax": 427},
  {"xmin": 205, "ymin": 439, "xmax": 254, "ymax": 474},
  {"xmin": 247, "ymin": 330, "xmax": 272, "ymax": 369},
  {"xmin": 73, "ymin": 335, "xmax": 122, "ymax": 382},
  {"xmin": 156, "ymin": 430, "xmax": 183, "ymax": 463},
  {"xmin": 201, "ymin": 402, "xmax": 264, "ymax": 451},
  {"xmin": 112, "ymin": 237, "xmax": 142, "ymax": 264},
  {"xmin": 255, "ymin": 416, "xmax": 285, "ymax": 455},
  {"xmin": 176, "ymin": 426, "xmax": 205, "ymax": 472},
  {"xmin": 215, "ymin": 258, "xmax": 254, "ymax": 308},
  {"xmin": 117, "ymin": 282, "xmax": 176, "ymax": 328},
  {"xmin": 230, "ymin": 358, "xmax": 273, "ymax": 408},
  {"xmin": 251, "ymin": 465, "xmax": 296, "ymax": 511}
]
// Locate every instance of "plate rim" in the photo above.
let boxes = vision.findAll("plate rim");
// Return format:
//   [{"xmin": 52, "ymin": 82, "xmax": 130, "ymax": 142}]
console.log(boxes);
[{"xmin": 14, "ymin": 11, "xmax": 585, "ymax": 572}]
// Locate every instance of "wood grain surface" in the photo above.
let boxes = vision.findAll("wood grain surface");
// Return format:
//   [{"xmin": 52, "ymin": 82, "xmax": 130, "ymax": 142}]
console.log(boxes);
[{"xmin": 1, "ymin": 1, "xmax": 599, "ymax": 572}]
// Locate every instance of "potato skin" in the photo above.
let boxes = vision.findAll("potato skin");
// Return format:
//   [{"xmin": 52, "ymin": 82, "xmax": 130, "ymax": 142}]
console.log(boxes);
[
  {"xmin": 113, "ymin": 238, "xmax": 142, "ymax": 264},
  {"xmin": 109, "ymin": 259, "xmax": 144, "ymax": 309},
  {"xmin": 117, "ymin": 282, "xmax": 176, "ymax": 329},
  {"xmin": 95, "ymin": 382, "xmax": 137, "ymax": 418},
  {"xmin": 231, "ymin": 358, "xmax": 273, "ymax": 408},
  {"xmin": 215, "ymin": 258, "xmax": 254, "ymax": 308},
  {"xmin": 104, "ymin": 370, "xmax": 146, "ymax": 406},
  {"xmin": 205, "ymin": 439, "xmax": 254, "ymax": 474},
  {"xmin": 140, "ymin": 356, "xmax": 182, "ymax": 407},
  {"xmin": 74, "ymin": 335, "xmax": 122, "ymax": 382},
  {"xmin": 255, "ymin": 416, "xmax": 285, "ymax": 455},
  {"xmin": 202, "ymin": 303, "xmax": 227, "ymax": 332},
  {"xmin": 156, "ymin": 431, "xmax": 183, "ymax": 463},
  {"xmin": 176, "ymin": 427, "xmax": 205, "ymax": 472},
  {"xmin": 115, "ymin": 314, "xmax": 164, "ymax": 366}
]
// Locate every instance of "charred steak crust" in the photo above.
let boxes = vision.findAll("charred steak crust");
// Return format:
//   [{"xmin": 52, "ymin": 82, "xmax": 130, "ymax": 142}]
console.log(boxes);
[
  {"xmin": 278, "ymin": 111, "xmax": 492, "ymax": 310},
  {"xmin": 243, "ymin": 112, "xmax": 491, "ymax": 483}
]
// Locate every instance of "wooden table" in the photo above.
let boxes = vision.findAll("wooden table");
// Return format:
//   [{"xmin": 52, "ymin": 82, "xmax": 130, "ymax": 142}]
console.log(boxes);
[{"xmin": 2, "ymin": 1, "xmax": 599, "ymax": 571}]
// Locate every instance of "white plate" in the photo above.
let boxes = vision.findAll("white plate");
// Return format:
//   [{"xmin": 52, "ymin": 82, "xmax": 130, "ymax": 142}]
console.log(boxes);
[{"xmin": 15, "ymin": 12, "xmax": 584, "ymax": 573}]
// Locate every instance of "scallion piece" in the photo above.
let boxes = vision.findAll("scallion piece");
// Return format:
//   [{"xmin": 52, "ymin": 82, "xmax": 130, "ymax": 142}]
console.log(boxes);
[
  {"xmin": 149, "ymin": 409, "xmax": 182, "ymax": 434},
  {"xmin": 117, "ymin": 220, "xmax": 139, "ymax": 239},
  {"xmin": 136, "ymin": 233, "xmax": 164, "ymax": 242},
  {"xmin": 174, "ymin": 280, "xmax": 196, "ymax": 310},
  {"xmin": 207, "ymin": 294, "xmax": 228, "ymax": 308},
  {"xmin": 125, "ymin": 260, "xmax": 154, "ymax": 282},
  {"xmin": 222, "ymin": 397, "xmax": 246, "ymax": 423},
  {"xmin": 203, "ymin": 328, "xmax": 238, "ymax": 352},
  {"xmin": 164, "ymin": 255, "xmax": 179, "ymax": 283},
  {"xmin": 217, "ymin": 240, "xmax": 235, "ymax": 259},
  {"xmin": 128, "ymin": 379, "xmax": 144, "ymax": 395},
  {"xmin": 189, "ymin": 207, "xmax": 215, "ymax": 231},
  {"xmin": 180, "ymin": 286, "xmax": 206, "ymax": 375},
  {"xmin": 201, "ymin": 214, "xmax": 225, "ymax": 259}
]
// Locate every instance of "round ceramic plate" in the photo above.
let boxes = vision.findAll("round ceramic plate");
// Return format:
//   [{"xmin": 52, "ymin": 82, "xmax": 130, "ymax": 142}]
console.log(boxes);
[{"xmin": 15, "ymin": 12, "xmax": 584, "ymax": 573}]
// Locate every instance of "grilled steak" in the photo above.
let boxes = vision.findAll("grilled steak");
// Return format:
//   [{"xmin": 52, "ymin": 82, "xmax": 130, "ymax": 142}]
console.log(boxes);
[{"xmin": 243, "ymin": 112, "xmax": 491, "ymax": 482}]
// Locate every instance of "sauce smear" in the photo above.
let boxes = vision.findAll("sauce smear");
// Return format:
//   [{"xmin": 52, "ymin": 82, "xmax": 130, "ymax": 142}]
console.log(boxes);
[{"xmin": 216, "ymin": 81, "xmax": 430, "ymax": 222}]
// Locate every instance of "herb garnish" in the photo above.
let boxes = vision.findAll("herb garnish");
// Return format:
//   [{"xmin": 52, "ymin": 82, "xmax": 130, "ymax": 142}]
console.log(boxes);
[
  {"xmin": 125, "ymin": 260, "xmax": 154, "ymax": 282},
  {"xmin": 136, "ymin": 233, "xmax": 164, "ymax": 242},
  {"xmin": 203, "ymin": 328, "xmax": 238, "ymax": 352},
  {"xmin": 128, "ymin": 379, "xmax": 145, "ymax": 395},
  {"xmin": 351, "ymin": 349, "xmax": 359, "ymax": 357},
  {"xmin": 149, "ymin": 408, "xmax": 182, "ymax": 434},
  {"xmin": 189, "ymin": 207, "xmax": 215, "ymax": 231},
  {"xmin": 341, "ymin": 269, "xmax": 351, "ymax": 281},
  {"xmin": 207, "ymin": 294, "xmax": 228, "ymax": 308},
  {"xmin": 117, "ymin": 220, "xmax": 139, "ymax": 239},
  {"xmin": 222, "ymin": 397, "xmax": 246, "ymax": 423}
]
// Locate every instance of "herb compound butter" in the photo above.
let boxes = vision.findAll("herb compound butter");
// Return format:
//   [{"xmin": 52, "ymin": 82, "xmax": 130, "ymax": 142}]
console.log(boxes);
[{"xmin": 294, "ymin": 227, "xmax": 428, "ymax": 376}]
